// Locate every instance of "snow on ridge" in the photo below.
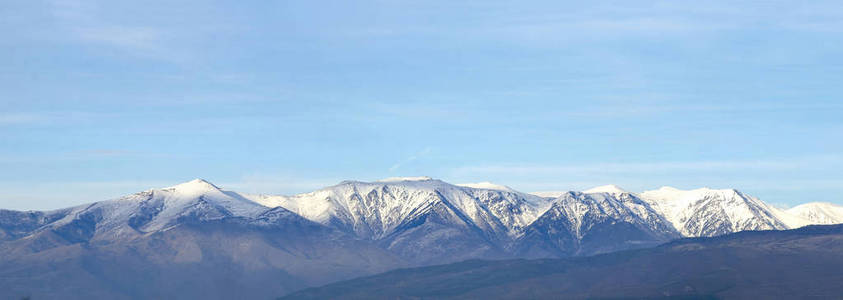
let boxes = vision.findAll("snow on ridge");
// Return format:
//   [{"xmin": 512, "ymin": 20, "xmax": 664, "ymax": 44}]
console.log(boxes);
[
  {"xmin": 17, "ymin": 178, "xmax": 843, "ymax": 243},
  {"xmin": 767, "ymin": 205, "xmax": 814, "ymax": 229},
  {"xmin": 638, "ymin": 185, "xmax": 793, "ymax": 237},
  {"xmin": 456, "ymin": 182, "xmax": 515, "ymax": 192},
  {"xmin": 37, "ymin": 178, "xmax": 274, "ymax": 241},
  {"xmin": 644, "ymin": 186, "xmax": 738, "ymax": 198},
  {"xmin": 583, "ymin": 184, "xmax": 628, "ymax": 195},
  {"xmin": 257, "ymin": 178, "xmax": 458, "ymax": 235},
  {"xmin": 790, "ymin": 202, "xmax": 843, "ymax": 211},
  {"xmin": 529, "ymin": 191, "xmax": 567, "ymax": 198},
  {"xmin": 262, "ymin": 177, "xmax": 555, "ymax": 239},
  {"xmin": 788, "ymin": 202, "xmax": 843, "ymax": 225},
  {"xmin": 376, "ymin": 176, "xmax": 434, "ymax": 182},
  {"xmin": 164, "ymin": 178, "xmax": 222, "ymax": 194}
]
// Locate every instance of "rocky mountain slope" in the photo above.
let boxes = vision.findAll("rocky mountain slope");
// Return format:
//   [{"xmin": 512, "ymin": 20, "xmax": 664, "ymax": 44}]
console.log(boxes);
[
  {"xmin": 0, "ymin": 179, "xmax": 403, "ymax": 299},
  {"xmin": 247, "ymin": 177, "xmax": 552, "ymax": 264},
  {"xmin": 638, "ymin": 186, "xmax": 791, "ymax": 237},
  {"xmin": 515, "ymin": 191, "xmax": 679, "ymax": 257}
]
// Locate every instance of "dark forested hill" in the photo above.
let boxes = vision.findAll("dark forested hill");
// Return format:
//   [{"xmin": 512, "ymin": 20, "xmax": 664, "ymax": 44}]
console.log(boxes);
[{"xmin": 282, "ymin": 224, "xmax": 843, "ymax": 299}]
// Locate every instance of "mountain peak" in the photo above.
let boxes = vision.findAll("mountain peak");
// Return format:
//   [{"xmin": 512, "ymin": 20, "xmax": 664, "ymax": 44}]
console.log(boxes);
[
  {"xmin": 787, "ymin": 202, "xmax": 843, "ymax": 225},
  {"xmin": 456, "ymin": 182, "xmax": 515, "ymax": 192},
  {"xmin": 376, "ymin": 176, "xmax": 434, "ymax": 182},
  {"xmin": 584, "ymin": 184, "xmax": 628, "ymax": 195},
  {"xmin": 166, "ymin": 178, "xmax": 222, "ymax": 193},
  {"xmin": 530, "ymin": 191, "xmax": 567, "ymax": 198},
  {"xmin": 643, "ymin": 186, "xmax": 744, "ymax": 200},
  {"xmin": 794, "ymin": 202, "xmax": 842, "ymax": 208},
  {"xmin": 657, "ymin": 186, "xmax": 681, "ymax": 191}
]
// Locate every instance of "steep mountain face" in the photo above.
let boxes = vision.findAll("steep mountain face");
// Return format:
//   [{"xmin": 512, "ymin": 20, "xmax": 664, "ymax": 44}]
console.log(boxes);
[
  {"xmin": 0, "ymin": 179, "xmax": 403, "ymax": 299},
  {"xmin": 251, "ymin": 179, "xmax": 694, "ymax": 260},
  {"xmin": 787, "ymin": 202, "xmax": 843, "ymax": 224},
  {"xmin": 283, "ymin": 224, "xmax": 843, "ymax": 300},
  {"xmin": 516, "ymin": 191, "xmax": 679, "ymax": 257},
  {"xmin": 638, "ymin": 186, "xmax": 789, "ymax": 237},
  {"xmin": 0, "ymin": 179, "xmax": 283, "ymax": 246},
  {"xmin": 250, "ymin": 178, "xmax": 552, "ymax": 264}
]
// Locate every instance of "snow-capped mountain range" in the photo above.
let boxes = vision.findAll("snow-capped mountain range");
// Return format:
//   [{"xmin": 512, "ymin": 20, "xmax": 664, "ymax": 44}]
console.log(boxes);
[
  {"xmin": 246, "ymin": 178, "xmax": 838, "ymax": 241},
  {"xmin": 4, "ymin": 177, "xmax": 840, "ymax": 250},
  {"xmin": 1, "ymin": 177, "xmax": 841, "ymax": 298}
]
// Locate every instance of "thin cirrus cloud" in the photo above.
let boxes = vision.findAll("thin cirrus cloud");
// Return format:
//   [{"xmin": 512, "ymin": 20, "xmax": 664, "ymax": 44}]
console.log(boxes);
[
  {"xmin": 32, "ymin": 0, "xmax": 843, "ymax": 66},
  {"xmin": 0, "ymin": 111, "xmax": 108, "ymax": 127},
  {"xmin": 389, "ymin": 147, "xmax": 433, "ymax": 172},
  {"xmin": 344, "ymin": 2, "xmax": 840, "ymax": 43},
  {"xmin": 46, "ymin": 0, "xmax": 185, "ymax": 61},
  {"xmin": 0, "ymin": 113, "xmax": 45, "ymax": 125},
  {"xmin": 73, "ymin": 26, "xmax": 164, "ymax": 52}
]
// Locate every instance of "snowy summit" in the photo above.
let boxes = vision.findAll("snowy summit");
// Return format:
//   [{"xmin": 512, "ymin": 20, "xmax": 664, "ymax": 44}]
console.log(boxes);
[
  {"xmin": 583, "ymin": 184, "xmax": 628, "ymax": 195},
  {"xmin": 456, "ymin": 182, "xmax": 516, "ymax": 192},
  {"xmin": 376, "ymin": 176, "xmax": 435, "ymax": 182}
]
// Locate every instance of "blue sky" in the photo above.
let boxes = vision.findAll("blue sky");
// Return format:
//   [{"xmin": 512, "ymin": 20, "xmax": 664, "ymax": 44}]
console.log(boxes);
[{"xmin": 2, "ymin": 0, "xmax": 842, "ymax": 210}]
